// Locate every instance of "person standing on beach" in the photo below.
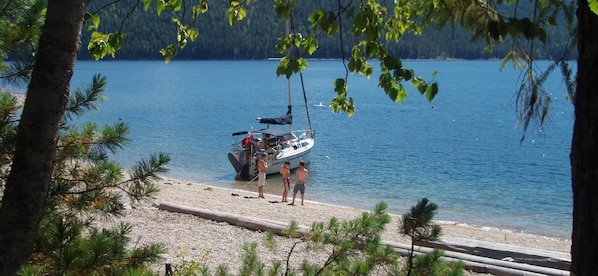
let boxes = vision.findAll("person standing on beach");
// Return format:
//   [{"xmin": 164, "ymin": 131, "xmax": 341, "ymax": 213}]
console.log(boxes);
[
  {"xmin": 289, "ymin": 161, "xmax": 308, "ymax": 206},
  {"xmin": 280, "ymin": 161, "xmax": 291, "ymax": 202},
  {"xmin": 257, "ymin": 153, "xmax": 268, "ymax": 198}
]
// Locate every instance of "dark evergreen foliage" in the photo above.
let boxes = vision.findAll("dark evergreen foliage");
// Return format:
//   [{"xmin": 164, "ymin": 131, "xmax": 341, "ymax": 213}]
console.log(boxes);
[
  {"xmin": 0, "ymin": 77, "xmax": 169, "ymax": 275},
  {"xmin": 79, "ymin": 1, "xmax": 571, "ymax": 60}
]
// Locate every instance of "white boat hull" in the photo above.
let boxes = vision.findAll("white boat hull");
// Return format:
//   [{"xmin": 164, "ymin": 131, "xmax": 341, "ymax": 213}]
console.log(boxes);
[{"xmin": 229, "ymin": 130, "xmax": 314, "ymax": 180}]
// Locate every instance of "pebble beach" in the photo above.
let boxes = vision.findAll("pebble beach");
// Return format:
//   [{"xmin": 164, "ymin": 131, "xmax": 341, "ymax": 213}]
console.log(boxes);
[{"xmin": 97, "ymin": 177, "xmax": 572, "ymax": 274}]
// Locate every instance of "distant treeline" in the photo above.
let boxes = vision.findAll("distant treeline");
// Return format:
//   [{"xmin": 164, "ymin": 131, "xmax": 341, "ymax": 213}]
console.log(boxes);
[{"xmin": 78, "ymin": 1, "xmax": 573, "ymax": 60}]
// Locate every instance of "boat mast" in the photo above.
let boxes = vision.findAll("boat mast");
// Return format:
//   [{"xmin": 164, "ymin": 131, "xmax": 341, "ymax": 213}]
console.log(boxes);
[
  {"xmin": 285, "ymin": 8, "xmax": 313, "ymax": 136},
  {"xmin": 286, "ymin": 20, "xmax": 292, "ymax": 133}
]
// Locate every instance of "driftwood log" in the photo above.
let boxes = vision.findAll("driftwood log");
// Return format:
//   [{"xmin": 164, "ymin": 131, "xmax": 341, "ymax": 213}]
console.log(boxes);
[{"xmin": 158, "ymin": 202, "xmax": 569, "ymax": 276}]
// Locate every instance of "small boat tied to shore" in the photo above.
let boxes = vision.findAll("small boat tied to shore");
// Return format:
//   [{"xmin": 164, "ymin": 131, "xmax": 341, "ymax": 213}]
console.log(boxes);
[{"xmin": 228, "ymin": 105, "xmax": 315, "ymax": 180}]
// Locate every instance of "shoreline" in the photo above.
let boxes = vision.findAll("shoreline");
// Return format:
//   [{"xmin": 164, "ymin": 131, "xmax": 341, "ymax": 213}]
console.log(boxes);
[
  {"xmin": 210, "ymin": 174, "xmax": 571, "ymax": 241},
  {"xmin": 163, "ymin": 177, "xmax": 571, "ymax": 251},
  {"xmin": 99, "ymin": 177, "xmax": 571, "ymax": 273}
]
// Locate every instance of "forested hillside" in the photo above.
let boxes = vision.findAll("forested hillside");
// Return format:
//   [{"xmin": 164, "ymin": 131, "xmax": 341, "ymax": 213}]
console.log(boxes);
[{"xmin": 79, "ymin": 1, "xmax": 571, "ymax": 60}]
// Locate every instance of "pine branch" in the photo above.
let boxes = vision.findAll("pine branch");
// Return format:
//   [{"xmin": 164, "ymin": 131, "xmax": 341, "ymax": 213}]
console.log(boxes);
[{"xmin": 64, "ymin": 74, "xmax": 107, "ymax": 121}]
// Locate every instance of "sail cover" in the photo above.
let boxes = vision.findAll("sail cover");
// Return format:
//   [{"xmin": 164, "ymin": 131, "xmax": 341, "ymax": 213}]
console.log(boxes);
[{"xmin": 257, "ymin": 105, "xmax": 292, "ymax": 125}]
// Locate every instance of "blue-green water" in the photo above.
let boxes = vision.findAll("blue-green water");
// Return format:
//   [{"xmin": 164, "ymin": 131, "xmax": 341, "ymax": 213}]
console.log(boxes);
[{"xmin": 67, "ymin": 60, "xmax": 572, "ymax": 239}]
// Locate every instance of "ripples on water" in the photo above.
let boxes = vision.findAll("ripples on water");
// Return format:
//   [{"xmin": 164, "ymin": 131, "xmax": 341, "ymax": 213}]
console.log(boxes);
[{"xmin": 70, "ymin": 60, "xmax": 573, "ymax": 239}]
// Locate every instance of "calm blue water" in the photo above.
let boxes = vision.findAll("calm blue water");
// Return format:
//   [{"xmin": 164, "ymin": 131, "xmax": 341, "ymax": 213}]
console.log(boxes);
[{"xmin": 67, "ymin": 60, "xmax": 572, "ymax": 239}]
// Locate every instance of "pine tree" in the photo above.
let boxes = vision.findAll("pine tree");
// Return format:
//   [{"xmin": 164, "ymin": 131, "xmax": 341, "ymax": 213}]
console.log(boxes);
[
  {"xmin": 400, "ymin": 198, "xmax": 443, "ymax": 276},
  {"xmin": 0, "ymin": 75, "xmax": 169, "ymax": 275}
]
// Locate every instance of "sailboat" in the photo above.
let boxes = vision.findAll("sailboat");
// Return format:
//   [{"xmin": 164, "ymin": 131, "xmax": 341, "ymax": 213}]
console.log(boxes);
[
  {"xmin": 227, "ymin": 100, "xmax": 315, "ymax": 180},
  {"xmin": 228, "ymin": 19, "xmax": 315, "ymax": 181}
]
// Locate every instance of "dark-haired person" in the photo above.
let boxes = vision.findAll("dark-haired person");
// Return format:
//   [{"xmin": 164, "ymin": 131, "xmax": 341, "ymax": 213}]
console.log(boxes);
[
  {"xmin": 257, "ymin": 153, "xmax": 267, "ymax": 198},
  {"xmin": 280, "ymin": 161, "xmax": 291, "ymax": 202},
  {"xmin": 289, "ymin": 161, "xmax": 308, "ymax": 206}
]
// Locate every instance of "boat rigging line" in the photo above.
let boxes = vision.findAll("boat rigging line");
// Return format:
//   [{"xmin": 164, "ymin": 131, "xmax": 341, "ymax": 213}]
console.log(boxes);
[
  {"xmin": 243, "ymin": 174, "xmax": 260, "ymax": 186},
  {"xmin": 288, "ymin": 14, "xmax": 313, "ymax": 133}
]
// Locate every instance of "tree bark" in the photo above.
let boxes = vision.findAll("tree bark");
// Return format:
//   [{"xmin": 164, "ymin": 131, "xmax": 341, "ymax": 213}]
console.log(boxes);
[
  {"xmin": 571, "ymin": 1, "xmax": 598, "ymax": 274},
  {"xmin": 0, "ymin": 0, "xmax": 89, "ymax": 275}
]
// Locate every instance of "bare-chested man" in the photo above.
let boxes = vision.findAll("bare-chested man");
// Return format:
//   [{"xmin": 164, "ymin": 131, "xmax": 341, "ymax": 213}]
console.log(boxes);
[
  {"xmin": 289, "ymin": 160, "xmax": 308, "ymax": 206},
  {"xmin": 280, "ymin": 161, "xmax": 291, "ymax": 202}
]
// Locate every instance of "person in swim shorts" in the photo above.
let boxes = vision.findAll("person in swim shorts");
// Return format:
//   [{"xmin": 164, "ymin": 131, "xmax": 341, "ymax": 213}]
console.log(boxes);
[
  {"xmin": 289, "ymin": 160, "xmax": 308, "ymax": 206},
  {"xmin": 280, "ymin": 161, "xmax": 291, "ymax": 202}
]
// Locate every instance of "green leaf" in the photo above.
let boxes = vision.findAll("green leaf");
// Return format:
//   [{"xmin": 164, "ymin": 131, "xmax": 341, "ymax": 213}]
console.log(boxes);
[
  {"xmin": 387, "ymin": 86, "xmax": 399, "ymax": 102},
  {"xmin": 348, "ymin": 58, "xmax": 363, "ymax": 74},
  {"xmin": 346, "ymin": 6, "xmax": 356, "ymax": 18},
  {"xmin": 85, "ymin": 13, "xmax": 100, "ymax": 31},
  {"xmin": 156, "ymin": 0, "xmax": 166, "ymax": 15},
  {"xmin": 333, "ymin": 78, "xmax": 347, "ymax": 95},
  {"xmin": 143, "ymin": 0, "xmax": 152, "ymax": 10},
  {"xmin": 192, "ymin": 1, "xmax": 209, "ymax": 18},
  {"xmin": 309, "ymin": 9, "xmax": 339, "ymax": 35},
  {"xmin": 331, "ymin": 95, "xmax": 355, "ymax": 117},
  {"xmin": 364, "ymin": 41, "xmax": 379, "ymax": 57},
  {"xmin": 404, "ymin": 69, "xmax": 413, "ymax": 81},
  {"xmin": 323, "ymin": 15, "xmax": 340, "ymax": 35},
  {"xmin": 364, "ymin": 65, "xmax": 374, "ymax": 77},
  {"xmin": 302, "ymin": 36, "xmax": 319, "ymax": 55},
  {"xmin": 392, "ymin": 69, "xmax": 404, "ymax": 79},
  {"xmin": 159, "ymin": 44, "xmax": 178, "ymax": 64},
  {"xmin": 285, "ymin": 57, "xmax": 307, "ymax": 75},
  {"xmin": 308, "ymin": 9, "xmax": 326, "ymax": 30},
  {"xmin": 509, "ymin": 18, "xmax": 531, "ymax": 39},
  {"xmin": 88, "ymin": 32, "xmax": 112, "ymax": 60},
  {"xmin": 331, "ymin": 78, "xmax": 354, "ymax": 116},
  {"xmin": 107, "ymin": 32, "xmax": 125, "ymax": 56},
  {"xmin": 398, "ymin": 85, "xmax": 408, "ymax": 102},
  {"xmin": 353, "ymin": 12, "xmax": 367, "ymax": 34},
  {"xmin": 539, "ymin": 28, "xmax": 547, "ymax": 43},
  {"xmin": 187, "ymin": 29, "xmax": 199, "ymax": 41},
  {"xmin": 276, "ymin": 56, "xmax": 301, "ymax": 78},
  {"xmin": 164, "ymin": 0, "xmax": 182, "ymax": 12},
  {"xmin": 425, "ymin": 82, "xmax": 439, "ymax": 102},
  {"xmin": 414, "ymin": 81, "xmax": 426, "ymax": 95},
  {"xmin": 383, "ymin": 56, "xmax": 402, "ymax": 70},
  {"xmin": 228, "ymin": 6, "xmax": 248, "ymax": 25},
  {"xmin": 273, "ymin": 0, "xmax": 295, "ymax": 19},
  {"xmin": 589, "ymin": 0, "xmax": 598, "ymax": 16},
  {"xmin": 291, "ymin": 33, "xmax": 302, "ymax": 48},
  {"xmin": 386, "ymin": 84, "xmax": 407, "ymax": 103}
]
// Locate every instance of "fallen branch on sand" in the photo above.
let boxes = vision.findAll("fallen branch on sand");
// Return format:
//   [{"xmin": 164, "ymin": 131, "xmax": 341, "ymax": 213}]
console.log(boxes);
[{"xmin": 158, "ymin": 202, "xmax": 570, "ymax": 276}]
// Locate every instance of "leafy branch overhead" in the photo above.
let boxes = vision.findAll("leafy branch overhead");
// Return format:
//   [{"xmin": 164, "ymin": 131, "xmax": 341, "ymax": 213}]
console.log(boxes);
[
  {"xmin": 271, "ymin": 0, "xmax": 441, "ymax": 116},
  {"xmin": 86, "ymin": 0, "xmax": 206, "ymax": 62},
  {"xmin": 84, "ymin": 0, "xmax": 442, "ymax": 116},
  {"xmin": 83, "ymin": 0, "xmax": 574, "ymax": 126},
  {"xmin": 228, "ymin": 0, "xmax": 560, "ymax": 119},
  {"xmin": 275, "ymin": 0, "xmax": 572, "ymax": 122}
]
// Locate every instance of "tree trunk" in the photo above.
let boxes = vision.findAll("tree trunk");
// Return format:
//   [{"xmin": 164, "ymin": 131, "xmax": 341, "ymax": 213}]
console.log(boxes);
[
  {"xmin": 0, "ymin": 0, "xmax": 89, "ymax": 275},
  {"xmin": 571, "ymin": 1, "xmax": 598, "ymax": 274}
]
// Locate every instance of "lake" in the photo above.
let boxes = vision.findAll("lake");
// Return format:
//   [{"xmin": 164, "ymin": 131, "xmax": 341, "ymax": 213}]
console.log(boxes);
[{"xmin": 65, "ymin": 59, "xmax": 573, "ymax": 239}]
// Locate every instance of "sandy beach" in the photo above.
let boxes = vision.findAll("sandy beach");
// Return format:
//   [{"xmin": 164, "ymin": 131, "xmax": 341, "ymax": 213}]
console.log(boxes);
[{"xmin": 100, "ymin": 177, "xmax": 571, "ymax": 274}]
